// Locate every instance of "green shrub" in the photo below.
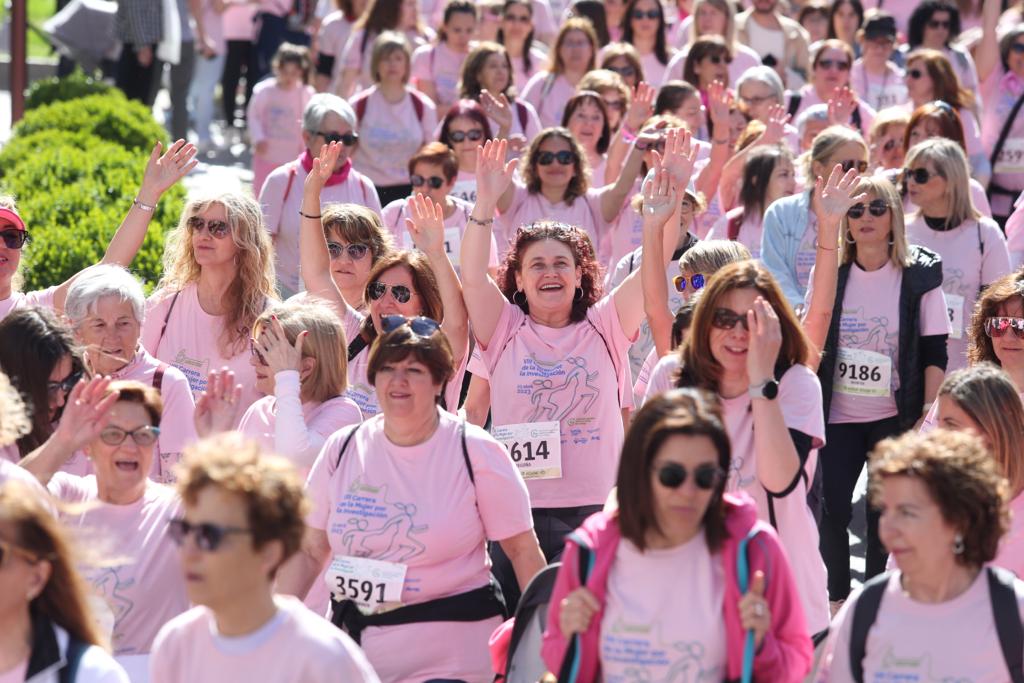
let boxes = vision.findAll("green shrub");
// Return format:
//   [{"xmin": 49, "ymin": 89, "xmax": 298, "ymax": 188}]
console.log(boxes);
[
  {"xmin": 25, "ymin": 71, "xmax": 115, "ymax": 110},
  {"xmin": 0, "ymin": 130, "xmax": 110, "ymax": 179},
  {"xmin": 13, "ymin": 94, "xmax": 167, "ymax": 152}
]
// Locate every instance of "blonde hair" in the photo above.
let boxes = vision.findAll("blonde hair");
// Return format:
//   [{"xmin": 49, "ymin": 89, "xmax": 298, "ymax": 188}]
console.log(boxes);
[
  {"xmin": 158, "ymin": 192, "xmax": 277, "ymax": 357},
  {"xmin": 869, "ymin": 106, "xmax": 910, "ymax": 142},
  {"xmin": 802, "ymin": 124, "xmax": 868, "ymax": 182},
  {"xmin": 0, "ymin": 369, "xmax": 30, "ymax": 448},
  {"xmin": 838, "ymin": 176, "xmax": 910, "ymax": 268},
  {"xmin": 904, "ymin": 138, "xmax": 981, "ymax": 229},
  {"xmin": 678, "ymin": 240, "xmax": 751, "ymax": 275},
  {"xmin": 577, "ymin": 69, "xmax": 630, "ymax": 105},
  {"xmin": 253, "ymin": 300, "xmax": 349, "ymax": 403}
]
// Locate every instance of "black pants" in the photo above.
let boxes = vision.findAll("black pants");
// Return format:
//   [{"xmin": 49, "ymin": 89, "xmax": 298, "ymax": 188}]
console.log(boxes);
[
  {"xmin": 253, "ymin": 13, "xmax": 311, "ymax": 85},
  {"xmin": 222, "ymin": 39, "xmax": 257, "ymax": 125},
  {"xmin": 819, "ymin": 416, "xmax": 901, "ymax": 600},
  {"xmin": 376, "ymin": 184, "xmax": 412, "ymax": 207},
  {"xmin": 168, "ymin": 44, "xmax": 195, "ymax": 141},
  {"xmin": 116, "ymin": 43, "xmax": 163, "ymax": 105},
  {"xmin": 489, "ymin": 504, "xmax": 602, "ymax": 614}
]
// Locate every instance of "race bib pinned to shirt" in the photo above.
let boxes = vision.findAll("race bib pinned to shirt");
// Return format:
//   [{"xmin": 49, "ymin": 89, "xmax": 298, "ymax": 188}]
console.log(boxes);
[
  {"xmin": 325, "ymin": 555, "xmax": 407, "ymax": 615},
  {"xmin": 945, "ymin": 293, "xmax": 965, "ymax": 340},
  {"xmin": 834, "ymin": 348, "xmax": 892, "ymax": 397},
  {"xmin": 994, "ymin": 138, "xmax": 1024, "ymax": 175},
  {"xmin": 492, "ymin": 421, "xmax": 562, "ymax": 480},
  {"xmin": 403, "ymin": 227, "xmax": 462, "ymax": 266}
]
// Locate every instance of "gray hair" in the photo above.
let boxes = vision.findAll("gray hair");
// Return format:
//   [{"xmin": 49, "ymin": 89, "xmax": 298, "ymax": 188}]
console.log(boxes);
[
  {"xmin": 735, "ymin": 66, "xmax": 785, "ymax": 104},
  {"xmin": 795, "ymin": 103, "xmax": 829, "ymax": 137},
  {"xmin": 65, "ymin": 265, "xmax": 146, "ymax": 326},
  {"xmin": 302, "ymin": 93, "xmax": 357, "ymax": 134}
]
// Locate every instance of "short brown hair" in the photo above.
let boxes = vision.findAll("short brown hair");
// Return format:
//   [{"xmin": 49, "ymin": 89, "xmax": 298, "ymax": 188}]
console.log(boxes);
[
  {"xmin": 561, "ymin": 91, "xmax": 611, "ymax": 154},
  {"xmin": 599, "ymin": 42, "xmax": 645, "ymax": 83},
  {"xmin": 968, "ymin": 268, "xmax": 1024, "ymax": 366},
  {"xmin": 369, "ymin": 30, "xmax": 411, "ymax": 84},
  {"xmin": 459, "ymin": 41, "xmax": 516, "ymax": 100},
  {"xmin": 617, "ymin": 388, "xmax": 731, "ymax": 552},
  {"xmin": 869, "ymin": 429, "xmax": 1009, "ymax": 567},
  {"xmin": 408, "ymin": 142, "xmax": 459, "ymax": 182},
  {"xmin": 106, "ymin": 380, "xmax": 163, "ymax": 427},
  {"xmin": 577, "ymin": 69, "xmax": 629, "ymax": 105},
  {"xmin": 366, "ymin": 320, "xmax": 455, "ymax": 389},
  {"xmin": 322, "ymin": 203, "xmax": 395, "ymax": 267},
  {"xmin": 905, "ymin": 100, "xmax": 967, "ymax": 153},
  {"xmin": 175, "ymin": 434, "xmax": 309, "ymax": 576},
  {"xmin": 520, "ymin": 128, "xmax": 590, "ymax": 202}
]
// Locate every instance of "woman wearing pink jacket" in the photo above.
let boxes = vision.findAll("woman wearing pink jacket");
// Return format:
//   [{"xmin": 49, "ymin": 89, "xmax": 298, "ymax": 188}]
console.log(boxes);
[{"xmin": 542, "ymin": 388, "xmax": 812, "ymax": 683}]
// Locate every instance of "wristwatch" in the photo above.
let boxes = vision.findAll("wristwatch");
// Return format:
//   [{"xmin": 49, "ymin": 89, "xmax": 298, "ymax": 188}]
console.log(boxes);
[{"xmin": 748, "ymin": 379, "xmax": 779, "ymax": 401}]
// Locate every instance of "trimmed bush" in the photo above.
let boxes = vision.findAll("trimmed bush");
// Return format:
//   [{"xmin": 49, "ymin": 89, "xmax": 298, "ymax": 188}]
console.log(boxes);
[
  {"xmin": 13, "ymin": 94, "xmax": 167, "ymax": 152},
  {"xmin": 0, "ymin": 130, "xmax": 110, "ymax": 179},
  {"xmin": 25, "ymin": 71, "xmax": 114, "ymax": 110}
]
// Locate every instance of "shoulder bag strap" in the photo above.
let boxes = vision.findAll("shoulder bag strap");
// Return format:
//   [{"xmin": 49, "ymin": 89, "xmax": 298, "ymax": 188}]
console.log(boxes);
[
  {"xmin": 152, "ymin": 363, "xmax": 168, "ymax": 392},
  {"xmin": 333, "ymin": 422, "xmax": 364, "ymax": 470},
  {"xmin": 988, "ymin": 566, "xmax": 1024, "ymax": 683},
  {"xmin": 155, "ymin": 291, "xmax": 181, "ymax": 355},
  {"xmin": 848, "ymin": 571, "xmax": 892, "ymax": 683}
]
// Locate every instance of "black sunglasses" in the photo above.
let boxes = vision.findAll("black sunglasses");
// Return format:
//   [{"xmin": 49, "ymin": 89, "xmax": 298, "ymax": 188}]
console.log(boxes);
[
  {"xmin": 907, "ymin": 68, "xmax": 924, "ymax": 79},
  {"xmin": 368, "ymin": 281, "xmax": 416, "ymax": 304},
  {"xmin": 381, "ymin": 314, "xmax": 441, "ymax": 336},
  {"xmin": 631, "ymin": 8, "xmax": 660, "ymax": 19},
  {"xmin": 607, "ymin": 64, "xmax": 637, "ymax": 78},
  {"xmin": 411, "ymin": 174, "xmax": 445, "ymax": 189},
  {"xmin": 317, "ymin": 130, "xmax": 359, "ymax": 146},
  {"xmin": 837, "ymin": 159, "xmax": 869, "ymax": 174},
  {"xmin": 1011, "ymin": 43, "xmax": 1024, "ymax": 55},
  {"xmin": 187, "ymin": 216, "xmax": 231, "ymax": 239},
  {"xmin": 99, "ymin": 425, "xmax": 161, "ymax": 447},
  {"xmin": 817, "ymin": 58, "xmax": 851, "ymax": 71},
  {"xmin": 673, "ymin": 273, "xmax": 705, "ymax": 293},
  {"xmin": 448, "ymin": 129, "xmax": 484, "ymax": 143},
  {"xmin": 537, "ymin": 150, "xmax": 575, "ymax": 166},
  {"xmin": 168, "ymin": 518, "xmax": 252, "ymax": 552},
  {"xmin": 904, "ymin": 167, "xmax": 935, "ymax": 184},
  {"xmin": 712, "ymin": 308, "xmax": 750, "ymax": 332},
  {"xmin": 847, "ymin": 199, "xmax": 889, "ymax": 219},
  {"xmin": 985, "ymin": 317, "xmax": 1024, "ymax": 339},
  {"xmin": 0, "ymin": 229, "xmax": 28, "ymax": 250},
  {"xmin": 47, "ymin": 370, "xmax": 82, "ymax": 399},
  {"xmin": 327, "ymin": 241, "xmax": 370, "ymax": 260},
  {"xmin": 654, "ymin": 462, "xmax": 724, "ymax": 490}
]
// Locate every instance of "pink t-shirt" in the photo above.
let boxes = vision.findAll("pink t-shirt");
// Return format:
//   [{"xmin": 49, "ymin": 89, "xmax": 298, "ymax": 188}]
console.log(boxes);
[
  {"xmin": 353, "ymin": 87, "xmax": 438, "ymax": 187},
  {"xmin": 317, "ymin": 11, "xmax": 356, "ymax": 89},
  {"xmin": 246, "ymin": 80, "xmax": 313, "ymax": 171},
  {"xmin": 510, "ymin": 47, "xmax": 549, "ymax": 93},
  {"xmin": 496, "ymin": 183, "xmax": 610, "ymax": 263},
  {"xmin": 663, "ymin": 42, "xmax": 761, "ymax": 88},
  {"xmin": 902, "ymin": 177, "xmax": 992, "ymax": 220},
  {"xmin": 995, "ymin": 491, "xmax": 1024, "ymax": 579},
  {"xmin": 706, "ymin": 207, "xmax": 763, "ymax": 261},
  {"xmin": 449, "ymin": 169, "xmax": 477, "ymax": 206},
  {"xmin": 342, "ymin": 29, "xmax": 431, "ymax": 94},
  {"xmin": 0, "ymin": 458, "xmax": 48, "ymax": 495},
  {"xmin": 141, "ymin": 284, "xmax": 266, "ymax": 421},
  {"xmin": 0, "ymin": 442, "xmax": 90, "ymax": 475},
  {"xmin": 410, "ymin": 41, "xmax": 467, "ymax": 111},
  {"xmin": 150, "ymin": 595, "xmax": 380, "ymax": 683},
  {"xmin": 816, "ymin": 570, "xmax": 1024, "ymax": 682},
  {"xmin": 0, "ymin": 285, "xmax": 56, "ymax": 321},
  {"xmin": 804, "ymin": 261, "xmax": 949, "ymax": 424},
  {"xmin": 108, "ymin": 347, "xmax": 197, "ymax": 483},
  {"xmin": 640, "ymin": 351, "xmax": 680, "ymax": 407},
  {"xmin": 49, "ymin": 475, "xmax": 187, "ymax": 656},
  {"xmin": 197, "ymin": 0, "xmax": 226, "ymax": 55},
  {"xmin": 849, "ymin": 61, "xmax": 907, "ymax": 112},
  {"xmin": 905, "ymin": 215, "xmax": 1011, "ymax": 372},
  {"xmin": 604, "ymin": 181, "xmax": 642, "ymax": 269},
  {"xmin": 221, "ymin": 3, "xmax": 257, "ymax": 41},
  {"xmin": 787, "ymin": 85, "xmax": 877, "ymax": 137},
  {"xmin": 478, "ymin": 296, "xmax": 636, "ymax": 508},
  {"xmin": 981, "ymin": 68, "xmax": 1024, "ymax": 216},
  {"xmin": 259, "ymin": 159, "xmax": 382, "ymax": 296},
  {"xmin": 304, "ymin": 410, "xmax": 532, "ymax": 682},
  {"xmin": 520, "ymin": 71, "xmax": 579, "ymax": 129},
  {"xmin": 238, "ymin": 370, "xmax": 362, "ymax": 476},
  {"xmin": 719, "ymin": 363, "xmax": 830, "ymax": 635},
  {"xmin": 381, "ymin": 196, "xmax": 498, "ymax": 274},
  {"xmin": 600, "ymin": 532, "xmax": 727, "ymax": 681}
]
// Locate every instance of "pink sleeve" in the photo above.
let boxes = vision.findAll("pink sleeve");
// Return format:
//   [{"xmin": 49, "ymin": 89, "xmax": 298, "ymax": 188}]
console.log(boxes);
[
  {"xmin": 849, "ymin": 62, "xmax": 867, "ymax": 99},
  {"xmin": 246, "ymin": 86, "xmax": 269, "ymax": 144},
  {"xmin": 410, "ymin": 45, "xmax": 432, "ymax": 82},
  {"xmin": 476, "ymin": 298, "xmax": 523, "ymax": 365},
  {"xmin": 149, "ymin": 622, "xmax": 182, "ymax": 683},
  {"xmin": 779, "ymin": 365, "xmax": 826, "ymax": 448},
  {"xmin": 273, "ymin": 372, "xmax": 361, "ymax": 473},
  {"xmin": 1007, "ymin": 192, "xmax": 1024, "ymax": 252},
  {"xmin": 963, "ymin": 109, "xmax": 984, "ymax": 159},
  {"xmin": 540, "ymin": 540, "xmax": 582, "ymax": 673},
  {"xmin": 46, "ymin": 472, "xmax": 91, "ymax": 502},
  {"xmin": 304, "ymin": 432, "xmax": 347, "ymax": 530},
  {"xmin": 980, "ymin": 219, "xmax": 1012, "ymax": 286},
  {"xmin": 519, "ymin": 72, "xmax": 544, "ymax": 112},
  {"xmin": 588, "ymin": 293, "xmax": 639, "ymax": 360},
  {"xmin": 464, "ymin": 426, "xmax": 533, "ymax": 541},
  {"xmin": 157, "ymin": 370, "xmax": 198, "ymax": 464},
  {"xmin": 421, "ymin": 98, "xmax": 438, "ymax": 144},
  {"xmin": 381, "ymin": 200, "xmax": 405, "ymax": 238},
  {"xmin": 632, "ymin": 346, "xmax": 658, "ymax": 405},
  {"xmin": 258, "ymin": 167, "xmax": 290, "ymax": 236},
  {"xmin": 919, "ymin": 286, "xmax": 952, "ymax": 337},
  {"xmin": 521, "ymin": 101, "xmax": 542, "ymax": 141},
  {"xmin": 341, "ymin": 29, "xmax": 365, "ymax": 70},
  {"xmin": 813, "ymin": 597, "xmax": 857, "ymax": 683},
  {"xmin": 361, "ymin": 175, "xmax": 383, "ymax": 213},
  {"xmin": 25, "ymin": 286, "xmax": 57, "ymax": 310}
]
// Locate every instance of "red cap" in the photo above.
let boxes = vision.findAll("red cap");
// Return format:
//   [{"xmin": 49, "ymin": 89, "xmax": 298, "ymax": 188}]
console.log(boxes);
[{"xmin": 0, "ymin": 208, "xmax": 25, "ymax": 231}]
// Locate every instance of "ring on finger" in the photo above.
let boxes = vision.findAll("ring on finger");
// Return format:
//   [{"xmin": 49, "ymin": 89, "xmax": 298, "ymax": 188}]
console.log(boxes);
[{"xmin": 754, "ymin": 602, "xmax": 765, "ymax": 617}]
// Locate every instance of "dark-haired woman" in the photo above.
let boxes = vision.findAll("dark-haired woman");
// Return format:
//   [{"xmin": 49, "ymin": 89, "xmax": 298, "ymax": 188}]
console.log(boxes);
[
  {"xmin": 439, "ymin": 100, "xmax": 494, "ymax": 205},
  {"xmin": 562, "ymin": 91, "xmax": 612, "ymax": 187},
  {"xmin": 411, "ymin": 0, "xmax": 477, "ymax": 109},
  {"xmin": 904, "ymin": 0, "xmax": 981, "ymax": 101},
  {"xmin": 337, "ymin": 0, "xmax": 434, "ymax": 98},
  {"xmin": 496, "ymin": 0, "xmax": 547, "ymax": 92},
  {"xmin": 608, "ymin": 0, "xmax": 675, "ymax": 86},
  {"xmin": 542, "ymin": 389, "xmax": 812, "ymax": 682},
  {"xmin": 521, "ymin": 18, "xmax": 598, "ymax": 128},
  {"xmin": 459, "ymin": 42, "xmax": 543, "ymax": 146}
]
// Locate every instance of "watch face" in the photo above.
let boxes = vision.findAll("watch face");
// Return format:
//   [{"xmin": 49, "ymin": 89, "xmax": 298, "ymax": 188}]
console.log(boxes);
[{"xmin": 763, "ymin": 380, "xmax": 779, "ymax": 399}]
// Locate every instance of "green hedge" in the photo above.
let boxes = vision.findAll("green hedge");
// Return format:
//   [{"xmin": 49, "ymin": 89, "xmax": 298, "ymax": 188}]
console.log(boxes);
[
  {"xmin": 13, "ymin": 93, "xmax": 167, "ymax": 152},
  {"xmin": 0, "ymin": 130, "xmax": 110, "ymax": 180},
  {"xmin": 25, "ymin": 71, "xmax": 114, "ymax": 110}
]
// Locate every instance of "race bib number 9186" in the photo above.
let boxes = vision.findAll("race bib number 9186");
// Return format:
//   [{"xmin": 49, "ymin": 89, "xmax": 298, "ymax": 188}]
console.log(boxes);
[
  {"xmin": 834, "ymin": 347, "xmax": 892, "ymax": 397},
  {"xmin": 492, "ymin": 421, "xmax": 562, "ymax": 480}
]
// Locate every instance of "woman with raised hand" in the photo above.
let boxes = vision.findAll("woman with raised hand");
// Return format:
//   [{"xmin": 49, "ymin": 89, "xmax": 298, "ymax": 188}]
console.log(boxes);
[
  {"xmin": 461, "ymin": 135, "xmax": 696, "ymax": 607},
  {"xmin": 0, "ymin": 140, "xmax": 196, "ymax": 323},
  {"xmin": 438, "ymin": 100, "xmax": 494, "ymax": 205},
  {"xmin": 667, "ymin": 0, "xmax": 759, "ymax": 85},
  {"xmin": 787, "ymin": 39, "xmax": 876, "ymax": 137},
  {"xmin": 300, "ymin": 142, "xmax": 470, "ymax": 419},
  {"xmin": 459, "ymin": 42, "xmax": 543, "ymax": 149},
  {"xmin": 317, "ymin": 204, "xmax": 396, "ymax": 313},
  {"xmin": 277, "ymin": 317, "xmax": 544, "ymax": 682}
]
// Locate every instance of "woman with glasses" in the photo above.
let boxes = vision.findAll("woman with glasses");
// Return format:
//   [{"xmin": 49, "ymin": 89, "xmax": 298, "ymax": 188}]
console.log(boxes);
[
  {"xmin": 495, "ymin": 0, "xmax": 547, "ymax": 93},
  {"xmin": 459, "ymin": 42, "xmax": 543, "ymax": 151},
  {"xmin": 866, "ymin": 107, "xmax": 907, "ymax": 174},
  {"xmin": 278, "ymin": 316, "xmax": 543, "ymax": 682},
  {"xmin": 258, "ymin": 94, "xmax": 382, "ymax": 299},
  {"xmin": 0, "ymin": 479, "xmax": 128, "ymax": 682},
  {"xmin": 904, "ymin": 138, "xmax": 1011, "ymax": 372},
  {"xmin": 578, "ymin": 69, "xmax": 631, "ymax": 133},
  {"xmin": 605, "ymin": 0, "xmax": 673, "ymax": 87},
  {"xmin": 681, "ymin": 35, "xmax": 733, "ymax": 102},
  {"xmin": 301, "ymin": 143, "xmax": 470, "ymax": 419},
  {"xmin": 787, "ymin": 39, "xmax": 876, "ymax": 137},
  {"xmin": 667, "ymin": 0, "xmax": 759, "ymax": 87},
  {"xmin": 438, "ymin": 100, "xmax": 494, "ymax": 205},
  {"xmin": 153, "ymin": 435, "xmax": 380, "ymax": 683},
  {"xmin": 600, "ymin": 43, "xmax": 644, "ymax": 90},
  {"xmin": 542, "ymin": 389, "xmax": 812, "ymax": 682},
  {"xmin": 316, "ymin": 204, "xmax": 395, "ymax": 313},
  {"xmin": 521, "ymin": 18, "xmax": 598, "ymax": 128},
  {"xmin": 802, "ymin": 170, "xmax": 949, "ymax": 614},
  {"xmin": 350, "ymin": 32, "xmax": 438, "ymax": 209},
  {"xmin": 962, "ymin": 269, "xmax": 1024, "ymax": 394},
  {"xmin": 18, "ymin": 380, "xmax": 188, "ymax": 680},
  {"xmin": 905, "ymin": 0, "xmax": 980, "ymax": 102}
]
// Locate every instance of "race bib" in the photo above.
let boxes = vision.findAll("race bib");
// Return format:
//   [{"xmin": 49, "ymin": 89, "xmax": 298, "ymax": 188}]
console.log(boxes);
[
  {"xmin": 492, "ymin": 421, "xmax": 562, "ymax": 480},
  {"xmin": 834, "ymin": 347, "xmax": 892, "ymax": 397},
  {"xmin": 403, "ymin": 227, "xmax": 462, "ymax": 266},
  {"xmin": 945, "ymin": 293, "xmax": 965, "ymax": 340},
  {"xmin": 325, "ymin": 555, "xmax": 407, "ymax": 615},
  {"xmin": 994, "ymin": 138, "xmax": 1024, "ymax": 175}
]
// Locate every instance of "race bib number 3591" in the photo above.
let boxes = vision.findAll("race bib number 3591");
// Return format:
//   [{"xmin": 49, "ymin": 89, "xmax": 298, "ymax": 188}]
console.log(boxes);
[
  {"xmin": 492, "ymin": 421, "xmax": 563, "ymax": 480},
  {"xmin": 325, "ymin": 556, "xmax": 407, "ymax": 615}
]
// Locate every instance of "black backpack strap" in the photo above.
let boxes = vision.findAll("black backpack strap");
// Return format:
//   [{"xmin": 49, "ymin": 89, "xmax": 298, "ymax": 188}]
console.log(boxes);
[
  {"xmin": 848, "ymin": 571, "xmax": 892, "ymax": 683},
  {"xmin": 347, "ymin": 333, "xmax": 369, "ymax": 362},
  {"xmin": 460, "ymin": 418, "xmax": 475, "ymax": 484},
  {"xmin": 987, "ymin": 566, "xmax": 1024, "ymax": 683},
  {"xmin": 58, "ymin": 635, "xmax": 87, "ymax": 683},
  {"xmin": 787, "ymin": 92, "xmax": 802, "ymax": 119},
  {"xmin": 155, "ymin": 291, "xmax": 181, "ymax": 353},
  {"xmin": 333, "ymin": 423, "xmax": 363, "ymax": 470}
]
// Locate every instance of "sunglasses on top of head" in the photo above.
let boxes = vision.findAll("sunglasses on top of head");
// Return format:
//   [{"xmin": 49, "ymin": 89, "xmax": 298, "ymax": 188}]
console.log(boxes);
[
  {"xmin": 367, "ymin": 281, "xmax": 417, "ymax": 304},
  {"xmin": 653, "ymin": 461, "xmax": 724, "ymax": 490},
  {"xmin": 847, "ymin": 199, "xmax": 889, "ymax": 219},
  {"xmin": 317, "ymin": 130, "xmax": 359, "ymax": 146},
  {"xmin": 0, "ymin": 229, "xmax": 28, "ymax": 250},
  {"xmin": 381, "ymin": 314, "xmax": 442, "ymax": 337},
  {"xmin": 167, "ymin": 518, "xmax": 252, "ymax": 552},
  {"xmin": 984, "ymin": 317, "xmax": 1024, "ymax": 339},
  {"xmin": 673, "ymin": 273, "xmax": 705, "ymax": 293},
  {"xmin": 537, "ymin": 150, "xmax": 575, "ymax": 166}
]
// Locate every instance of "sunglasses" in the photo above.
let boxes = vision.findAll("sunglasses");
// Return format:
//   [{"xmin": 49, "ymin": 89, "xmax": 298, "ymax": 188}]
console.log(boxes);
[
  {"xmin": 327, "ymin": 241, "xmax": 370, "ymax": 260},
  {"xmin": 381, "ymin": 314, "xmax": 441, "ymax": 336},
  {"xmin": 847, "ymin": 199, "xmax": 889, "ymax": 219},
  {"xmin": 607, "ymin": 64, "xmax": 637, "ymax": 78},
  {"xmin": 740, "ymin": 93, "xmax": 775, "ymax": 106},
  {"xmin": 0, "ymin": 229, "xmax": 28, "ymax": 250},
  {"xmin": 631, "ymin": 8, "xmax": 660, "ymax": 19},
  {"xmin": 368, "ymin": 281, "xmax": 417, "ymax": 304},
  {"xmin": 317, "ymin": 130, "xmax": 359, "ymax": 146},
  {"xmin": 653, "ymin": 462, "xmax": 724, "ymax": 490},
  {"xmin": 503, "ymin": 11, "xmax": 531, "ymax": 22},
  {"xmin": 907, "ymin": 68, "xmax": 924, "ymax": 79},
  {"xmin": 47, "ymin": 371, "xmax": 81, "ymax": 399},
  {"xmin": 168, "ymin": 518, "xmax": 252, "ymax": 552},
  {"xmin": 1011, "ymin": 43, "xmax": 1024, "ymax": 55},
  {"xmin": 411, "ymin": 174, "xmax": 445, "ymax": 189},
  {"xmin": 927, "ymin": 19, "xmax": 950, "ymax": 29},
  {"xmin": 187, "ymin": 216, "xmax": 231, "ymax": 239},
  {"xmin": 0, "ymin": 538, "xmax": 39, "ymax": 566},
  {"xmin": 602, "ymin": 99, "xmax": 626, "ymax": 112},
  {"xmin": 705, "ymin": 54, "xmax": 732, "ymax": 65},
  {"xmin": 99, "ymin": 425, "xmax": 161, "ymax": 447},
  {"xmin": 904, "ymin": 167, "xmax": 935, "ymax": 184},
  {"xmin": 839, "ymin": 159, "xmax": 870, "ymax": 174},
  {"xmin": 537, "ymin": 150, "xmax": 575, "ymax": 166},
  {"xmin": 712, "ymin": 308, "xmax": 750, "ymax": 332},
  {"xmin": 673, "ymin": 273, "xmax": 705, "ymax": 293},
  {"xmin": 984, "ymin": 317, "xmax": 1024, "ymax": 339},
  {"xmin": 448, "ymin": 129, "xmax": 484, "ymax": 143},
  {"xmin": 817, "ymin": 59, "xmax": 851, "ymax": 71}
]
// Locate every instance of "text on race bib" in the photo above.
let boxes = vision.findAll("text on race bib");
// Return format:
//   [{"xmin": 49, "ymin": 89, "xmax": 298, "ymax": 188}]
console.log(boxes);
[
  {"xmin": 404, "ymin": 227, "xmax": 462, "ymax": 266},
  {"xmin": 834, "ymin": 347, "xmax": 892, "ymax": 397},
  {"xmin": 325, "ymin": 555, "xmax": 407, "ymax": 615},
  {"xmin": 491, "ymin": 421, "xmax": 563, "ymax": 480},
  {"xmin": 945, "ymin": 293, "xmax": 965, "ymax": 340},
  {"xmin": 994, "ymin": 138, "xmax": 1024, "ymax": 176}
]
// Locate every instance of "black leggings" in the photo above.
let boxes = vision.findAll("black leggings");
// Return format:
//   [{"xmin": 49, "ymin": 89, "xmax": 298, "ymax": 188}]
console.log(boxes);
[
  {"xmin": 221, "ymin": 39, "xmax": 257, "ymax": 125},
  {"xmin": 818, "ymin": 416, "xmax": 901, "ymax": 600}
]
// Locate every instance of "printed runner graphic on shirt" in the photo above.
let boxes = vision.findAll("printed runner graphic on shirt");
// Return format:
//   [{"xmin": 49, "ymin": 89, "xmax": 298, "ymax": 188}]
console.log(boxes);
[
  {"xmin": 88, "ymin": 567, "xmax": 135, "ymax": 651},
  {"xmin": 836, "ymin": 309, "xmax": 899, "ymax": 396},
  {"xmin": 875, "ymin": 644, "xmax": 969, "ymax": 682},
  {"xmin": 172, "ymin": 349, "xmax": 210, "ymax": 396},
  {"xmin": 525, "ymin": 356, "xmax": 601, "ymax": 422},
  {"xmin": 601, "ymin": 619, "xmax": 722, "ymax": 683}
]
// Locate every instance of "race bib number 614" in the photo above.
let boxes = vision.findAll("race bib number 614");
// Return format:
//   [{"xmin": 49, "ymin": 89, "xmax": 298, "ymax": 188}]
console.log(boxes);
[{"xmin": 492, "ymin": 421, "xmax": 563, "ymax": 480}]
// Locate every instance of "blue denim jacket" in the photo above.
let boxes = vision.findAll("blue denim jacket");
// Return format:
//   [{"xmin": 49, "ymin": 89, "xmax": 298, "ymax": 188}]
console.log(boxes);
[{"xmin": 760, "ymin": 191, "xmax": 814, "ymax": 310}]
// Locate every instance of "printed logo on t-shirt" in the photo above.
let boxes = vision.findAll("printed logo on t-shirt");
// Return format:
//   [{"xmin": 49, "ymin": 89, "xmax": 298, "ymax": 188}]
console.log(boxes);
[
  {"xmin": 344, "ymin": 382, "xmax": 380, "ymax": 418},
  {"xmin": 600, "ymin": 619, "xmax": 722, "ymax": 682},
  {"xmin": 512, "ymin": 354, "xmax": 604, "ymax": 448},
  {"xmin": 86, "ymin": 567, "xmax": 136, "ymax": 652},
  {"xmin": 837, "ymin": 307, "xmax": 899, "ymax": 394},
  {"xmin": 942, "ymin": 269, "xmax": 973, "ymax": 340},
  {"xmin": 172, "ymin": 349, "xmax": 210, "ymax": 396}
]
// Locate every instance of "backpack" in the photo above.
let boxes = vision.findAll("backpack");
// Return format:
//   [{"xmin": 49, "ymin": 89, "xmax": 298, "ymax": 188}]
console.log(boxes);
[
  {"xmin": 848, "ymin": 567, "xmax": 1024, "ymax": 683},
  {"xmin": 352, "ymin": 88, "xmax": 427, "ymax": 123}
]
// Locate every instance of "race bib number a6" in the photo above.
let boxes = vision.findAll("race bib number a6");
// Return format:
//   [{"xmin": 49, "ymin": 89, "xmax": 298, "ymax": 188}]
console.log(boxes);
[
  {"xmin": 492, "ymin": 421, "xmax": 562, "ymax": 480},
  {"xmin": 325, "ymin": 556, "xmax": 407, "ymax": 615},
  {"xmin": 945, "ymin": 293, "xmax": 965, "ymax": 340},
  {"xmin": 834, "ymin": 347, "xmax": 892, "ymax": 397}
]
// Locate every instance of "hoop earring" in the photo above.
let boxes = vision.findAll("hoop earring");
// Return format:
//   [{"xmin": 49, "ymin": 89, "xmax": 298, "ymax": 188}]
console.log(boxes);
[
  {"xmin": 953, "ymin": 533, "xmax": 965, "ymax": 555},
  {"xmin": 845, "ymin": 231, "xmax": 856, "ymax": 244},
  {"xmin": 888, "ymin": 234, "xmax": 895, "ymax": 246},
  {"xmin": 512, "ymin": 289, "xmax": 527, "ymax": 306},
  {"xmin": 574, "ymin": 287, "xmax": 584, "ymax": 302}
]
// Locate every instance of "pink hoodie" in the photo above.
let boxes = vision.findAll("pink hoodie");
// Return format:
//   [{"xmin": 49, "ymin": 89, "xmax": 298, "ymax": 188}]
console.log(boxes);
[{"xmin": 541, "ymin": 492, "xmax": 812, "ymax": 682}]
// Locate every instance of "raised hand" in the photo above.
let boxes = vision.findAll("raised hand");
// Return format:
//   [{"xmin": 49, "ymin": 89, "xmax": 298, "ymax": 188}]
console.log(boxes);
[
  {"xmin": 405, "ymin": 192, "xmax": 447, "ymax": 257},
  {"xmin": 194, "ymin": 368, "xmax": 243, "ymax": 438},
  {"xmin": 138, "ymin": 140, "xmax": 199, "ymax": 203},
  {"xmin": 827, "ymin": 86, "xmax": 857, "ymax": 127},
  {"xmin": 51, "ymin": 376, "xmax": 119, "ymax": 453},
  {"xmin": 480, "ymin": 90, "xmax": 514, "ymax": 131},
  {"xmin": 746, "ymin": 297, "xmax": 783, "ymax": 386},
  {"xmin": 257, "ymin": 316, "xmax": 307, "ymax": 377},
  {"xmin": 474, "ymin": 139, "xmax": 517, "ymax": 208},
  {"xmin": 625, "ymin": 82, "xmax": 656, "ymax": 131},
  {"xmin": 303, "ymin": 141, "xmax": 343, "ymax": 193},
  {"xmin": 640, "ymin": 167, "xmax": 677, "ymax": 225},
  {"xmin": 706, "ymin": 80, "xmax": 732, "ymax": 133},
  {"xmin": 653, "ymin": 127, "xmax": 698, "ymax": 189},
  {"xmin": 762, "ymin": 103, "xmax": 789, "ymax": 146},
  {"xmin": 812, "ymin": 163, "xmax": 868, "ymax": 227}
]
